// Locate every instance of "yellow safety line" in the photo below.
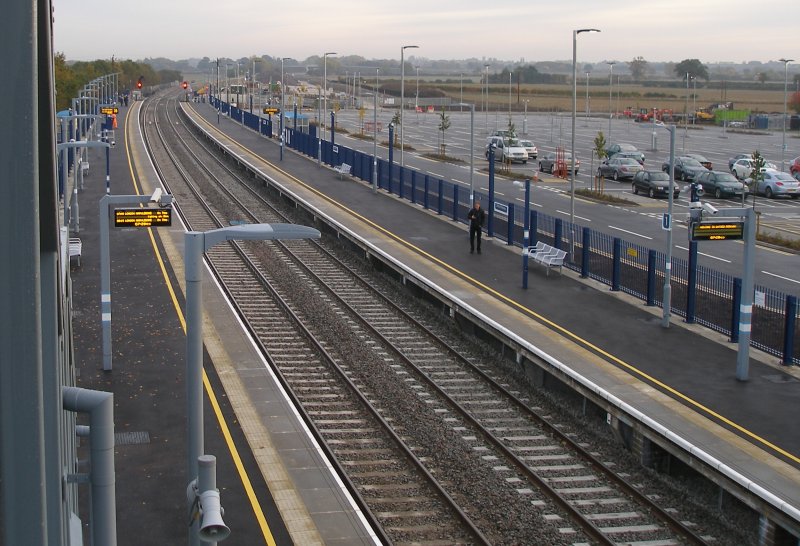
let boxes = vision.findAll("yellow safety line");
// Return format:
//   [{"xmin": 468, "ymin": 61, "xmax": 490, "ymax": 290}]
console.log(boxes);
[
  {"xmin": 123, "ymin": 102, "xmax": 275, "ymax": 544},
  {"xmin": 192, "ymin": 108, "xmax": 800, "ymax": 465}
]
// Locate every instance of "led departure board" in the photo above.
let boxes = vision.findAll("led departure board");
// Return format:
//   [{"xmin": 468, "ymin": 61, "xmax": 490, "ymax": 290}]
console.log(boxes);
[
  {"xmin": 690, "ymin": 221, "xmax": 744, "ymax": 241},
  {"xmin": 114, "ymin": 207, "xmax": 172, "ymax": 228}
]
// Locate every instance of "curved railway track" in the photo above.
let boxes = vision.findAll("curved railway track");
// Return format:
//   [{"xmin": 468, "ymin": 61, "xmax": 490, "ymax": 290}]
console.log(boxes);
[{"xmin": 137, "ymin": 89, "xmax": 730, "ymax": 545}]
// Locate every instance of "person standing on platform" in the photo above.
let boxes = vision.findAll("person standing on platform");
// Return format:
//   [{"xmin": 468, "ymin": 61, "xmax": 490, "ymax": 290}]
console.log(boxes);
[{"xmin": 467, "ymin": 200, "xmax": 486, "ymax": 254}]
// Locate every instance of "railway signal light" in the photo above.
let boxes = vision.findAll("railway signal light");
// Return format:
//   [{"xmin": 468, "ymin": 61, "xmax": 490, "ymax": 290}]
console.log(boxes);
[
  {"xmin": 182, "ymin": 81, "xmax": 188, "ymax": 90},
  {"xmin": 136, "ymin": 76, "xmax": 143, "ymax": 89}
]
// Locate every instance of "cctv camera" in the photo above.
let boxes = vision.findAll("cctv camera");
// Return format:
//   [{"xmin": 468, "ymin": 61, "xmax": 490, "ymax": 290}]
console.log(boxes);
[
  {"xmin": 150, "ymin": 188, "xmax": 163, "ymax": 203},
  {"xmin": 702, "ymin": 202, "xmax": 719, "ymax": 215}
]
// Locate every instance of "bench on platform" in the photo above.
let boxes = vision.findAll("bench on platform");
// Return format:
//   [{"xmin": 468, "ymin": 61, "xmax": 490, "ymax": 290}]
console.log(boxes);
[
  {"xmin": 525, "ymin": 242, "xmax": 567, "ymax": 276},
  {"xmin": 333, "ymin": 163, "xmax": 352, "ymax": 179},
  {"xmin": 69, "ymin": 238, "xmax": 82, "ymax": 267}
]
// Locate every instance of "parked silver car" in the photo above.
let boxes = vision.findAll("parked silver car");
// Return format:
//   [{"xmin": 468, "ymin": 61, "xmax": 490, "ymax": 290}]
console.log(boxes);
[
  {"xmin": 747, "ymin": 169, "xmax": 800, "ymax": 199},
  {"xmin": 539, "ymin": 151, "xmax": 580, "ymax": 175}
]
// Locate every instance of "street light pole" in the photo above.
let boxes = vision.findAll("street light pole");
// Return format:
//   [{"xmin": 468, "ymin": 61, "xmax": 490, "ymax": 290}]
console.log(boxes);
[
  {"xmin": 319, "ymin": 52, "xmax": 336, "ymax": 166},
  {"xmin": 508, "ymin": 70, "xmax": 512, "ymax": 119},
  {"xmin": 374, "ymin": 68, "xmax": 379, "ymax": 194},
  {"xmin": 585, "ymin": 72, "xmax": 590, "ymax": 125},
  {"xmin": 185, "ymin": 223, "xmax": 320, "ymax": 545},
  {"xmin": 779, "ymin": 58, "xmax": 794, "ymax": 171},
  {"xmin": 656, "ymin": 122, "xmax": 676, "ymax": 328},
  {"xmin": 280, "ymin": 57, "xmax": 290, "ymax": 161},
  {"xmin": 415, "ymin": 66, "xmax": 420, "ymax": 110},
  {"xmin": 608, "ymin": 61, "xmax": 616, "ymax": 140},
  {"xmin": 571, "ymin": 28, "xmax": 601, "ymax": 257},
  {"xmin": 400, "ymin": 44, "xmax": 419, "ymax": 170}
]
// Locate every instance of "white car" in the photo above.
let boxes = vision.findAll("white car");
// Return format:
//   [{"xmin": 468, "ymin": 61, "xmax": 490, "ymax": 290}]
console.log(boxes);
[
  {"xmin": 731, "ymin": 158, "xmax": 777, "ymax": 180},
  {"xmin": 485, "ymin": 136, "xmax": 528, "ymax": 164},
  {"xmin": 518, "ymin": 139, "xmax": 538, "ymax": 160}
]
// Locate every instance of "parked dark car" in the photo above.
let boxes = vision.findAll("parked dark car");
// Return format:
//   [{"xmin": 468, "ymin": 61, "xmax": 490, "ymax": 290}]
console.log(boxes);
[
  {"xmin": 694, "ymin": 170, "xmax": 747, "ymax": 199},
  {"xmin": 686, "ymin": 153, "xmax": 712, "ymax": 170},
  {"xmin": 661, "ymin": 156, "xmax": 707, "ymax": 181},
  {"xmin": 606, "ymin": 143, "xmax": 645, "ymax": 163},
  {"xmin": 598, "ymin": 157, "xmax": 644, "ymax": 181},
  {"xmin": 631, "ymin": 170, "xmax": 680, "ymax": 199}
]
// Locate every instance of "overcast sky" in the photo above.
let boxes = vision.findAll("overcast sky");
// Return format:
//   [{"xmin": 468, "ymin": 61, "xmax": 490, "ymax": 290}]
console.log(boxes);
[{"xmin": 53, "ymin": 0, "xmax": 794, "ymax": 65}]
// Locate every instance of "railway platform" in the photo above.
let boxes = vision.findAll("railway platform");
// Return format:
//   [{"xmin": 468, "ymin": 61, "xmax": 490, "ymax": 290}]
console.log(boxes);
[
  {"xmin": 179, "ymin": 100, "xmax": 800, "ymax": 539},
  {"xmin": 69, "ymin": 100, "xmax": 376, "ymax": 544}
]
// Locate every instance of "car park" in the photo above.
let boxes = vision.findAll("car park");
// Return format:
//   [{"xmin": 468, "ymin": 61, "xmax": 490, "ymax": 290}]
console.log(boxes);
[
  {"xmin": 539, "ymin": 151, "xmax": 580, "ymax": 174},
  {"xmin": 661, "ymin": 156, "xmax": 707, "ymax": 181},
  {"xmin": 606, "ymin": 143, "xmax": 645, "ymax": 164},
  {"xmin": 747, "ymin": 169, "xmax": 800, "ymax": 199},
  {"xmin": 686, "ymin": 153, "xmax": 712, "ymax": 170},
  {"xmin": 485, "ymin": 136, "xmax": 528, "ymax": 163},
  {"xmin": 790, "ymin": 156, "xmax": 800, "ymax": 180},
  {"xmin": 518, "ymin": 139, "xmax": 538, "ymax": 160},
  {"xmin": 694, "ymin": 170, "xmax": 747, "ymax": 199},
  {"xmin": 731, "ymin": 157, "xmax": 777, "ymax": 180},
  {"xmin": 598, "ymin": 157, "xmax": 644, "ymax": 181},
  {"xmin": 631, "ymin": 170, "xmax": 680, "ymax": 199}
]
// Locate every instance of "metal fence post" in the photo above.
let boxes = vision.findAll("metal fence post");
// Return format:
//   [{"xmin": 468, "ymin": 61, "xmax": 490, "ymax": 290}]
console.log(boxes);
[
  {"xmin": 507, "ymin": 204, "xmax": 515, "ymax": 245},
  {"xmin": 581, "ymin": 227, "xmax": 592, "ymax": 278},
  {"xmin": 687, "ymin": 241, "xmax": 698, "ymax": 323},
  {"xmin": 437, "ymin": 179, "xmax": 444, "ymax": 214},
  {"xmin": 453, "ymin": 185, "xmax": 460, "ymax": 222},
  {"xmin": 424, "ymin": 175, "xmax": 430, "ymax": 210},
  {"xmin": 783, "ymin": 295, "xmax": 797, "ymax": 365},
  {"xmin": 646, "ymin": 249, "xmax": 656, "ymax": 306},
  {"xmin": 554, "ymin": 218, "xmax": 562, "ymax": 250},
  {"xmin": 410, "ymin": 170, "xmax": 416, "ymax": 204},
  {"xmin": 612, "ymin": 238, "xmax": 622, "ymax": 291},
  {"xmin": 530, "ymin": 210, "xmax": 538, "ymax": 246}
]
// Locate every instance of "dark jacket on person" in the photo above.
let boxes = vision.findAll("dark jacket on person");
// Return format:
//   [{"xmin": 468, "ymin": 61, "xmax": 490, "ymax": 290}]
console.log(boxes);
[{"xmin": 468, "ymin": 206, "xmax": 485, "ymax": 228}]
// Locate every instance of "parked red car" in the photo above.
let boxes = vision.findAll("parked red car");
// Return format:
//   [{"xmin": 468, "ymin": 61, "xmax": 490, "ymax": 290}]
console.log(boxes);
[{"xmin": 790, "ymin": 156, "xmax": 800, "ymax": 180}]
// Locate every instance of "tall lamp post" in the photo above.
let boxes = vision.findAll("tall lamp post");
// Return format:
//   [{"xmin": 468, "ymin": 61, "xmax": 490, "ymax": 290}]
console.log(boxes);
[
  {"xmin": 508, "ymin": 70, "xmax": 513, "ymax": 119},
  {"xmin": 571, "ymin": 28, "xmax": 601, "ymax": 255},
  {"xmin": 653, "ymin": 121, "xmax": 677, "ymax": 328},
  {"xmin": 779, "ymin": 58, "xmax": 794, "ymax": 171},
  {"xmin": 250, "ymin": 57, "xmax": 262, "ymax": 114},
  {"xmin": 280, "ymin": 57, "xmax": 291, "ymax": 161},
  {"xmin": 373, "ymin": 68, "xmax": 379, "ymax": 193},
  {"xmin": 185, "ymin": 224, "xmax": 320, "ymax": 546},
  {"xmin": 319, "ymin": 52, "xmax": 336, "ymax": 166},
  {"xmin": 607, "ymin": 61, "xmax": 616, "ymax": 140},
  {"xmin": 400, "ymin": 44, "xmax": 419, "ymax": 169}
]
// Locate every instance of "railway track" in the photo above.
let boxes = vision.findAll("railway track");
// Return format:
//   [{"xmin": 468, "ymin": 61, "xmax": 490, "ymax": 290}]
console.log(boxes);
[{"xmin": 137, "ymin": 89, "xmax": 731, "ymax": 544}]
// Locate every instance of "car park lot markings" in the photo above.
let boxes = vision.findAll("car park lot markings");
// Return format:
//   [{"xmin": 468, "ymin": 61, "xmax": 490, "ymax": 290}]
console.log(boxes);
[
  {"xmin": 556, "ymin": 210, "xmax": 592, "ymax": 222},
  {"xmin": 762, "ymin": 270, "xmax": 800, "ymax": 285},
  {"xmin": 515, "ymin": 197, "xmax": 543, "ymax": 208},
  {"xmin": 608, "ymin": 225, "xmax": 652, "ymax": 240},
  {"xmin": 675, "ymin": 245, "xmax": 731, "ymax": 263}
]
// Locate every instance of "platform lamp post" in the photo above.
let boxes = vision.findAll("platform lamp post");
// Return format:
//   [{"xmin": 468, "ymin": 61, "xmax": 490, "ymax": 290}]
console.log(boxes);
[
  {"xmin": 571, "ymin": 28, "xmax": 600, "ymax": 258},
  {"xmin": 400, "ymin": 44, "xmax": 419, "ymax": 170},
  {"xmin": 250, "ymin": 57, "xmax": 262, "ymax": 114},
  {"xmin": 779, "ymin": 58, "xmax": 793, "ymax": 171},
  {"xmin": 607, "ymin": 61, "xmax": 616, "ymax": 140},
  {"xmin": 453, "ymin": 102, "xmax": 476, "ymax": 203},
  {"xmin": 653, "ymin": 121, "xmax": 677, "ymax": 328},
  {"xmin": 373, "ymin": 68, "xmax": 380, "ymax": 193},
  {"xmin": 280, "ymin": 57, "xmax": 291, "ymax": 161},
  {"xmin": 319, "ymin": 52, "xmax": 336, "ymax": 167},
  {"xmin": 185, "ymin": 224, "xmax": 320, "ymax": 546}
]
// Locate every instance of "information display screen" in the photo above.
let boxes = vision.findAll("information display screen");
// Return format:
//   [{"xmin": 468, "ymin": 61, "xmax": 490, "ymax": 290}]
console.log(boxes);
[
  {"xmin": 114, "ymin": 207, "xmax": 172, "ymax": 228},
  {"xmin": 101, "ymin": 106, "xmax": 119, "ymax": 115},
  {"xmin": 691, "ymin": 221, "xmax": 744, "ymax": 241}
]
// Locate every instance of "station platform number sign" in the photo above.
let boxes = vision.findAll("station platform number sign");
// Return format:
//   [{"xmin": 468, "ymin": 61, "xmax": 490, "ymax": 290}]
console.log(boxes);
[
  {"xmin": 114, "ymin": 207, "xmax": 172, "ymax": 228},
  {"xmin": 690, "ymin": 221, "xmax": 744, "ymax": 241}
]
